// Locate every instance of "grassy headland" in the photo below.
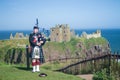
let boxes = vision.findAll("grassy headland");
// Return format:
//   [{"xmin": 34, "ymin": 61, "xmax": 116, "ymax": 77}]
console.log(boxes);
[
  {"xmin": 0, "ymin": 37, "xmax": 109, "ymax": 64},
  {"xmin": 0, "ymin": 37, "xmax": 109, "ymax": 80}
]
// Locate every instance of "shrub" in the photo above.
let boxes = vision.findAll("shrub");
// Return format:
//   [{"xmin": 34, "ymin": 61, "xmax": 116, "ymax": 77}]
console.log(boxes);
[{"xmin": 93, "ymin": 68, "xmax": 115, "ymax": 80}]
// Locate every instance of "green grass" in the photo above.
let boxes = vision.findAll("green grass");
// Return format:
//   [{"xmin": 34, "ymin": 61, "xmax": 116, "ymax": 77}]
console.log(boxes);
[
  {"xmin": 41, "ymin": 61, "xmax": 71, "ymax": 71},
  {"xmin": 0, "ymin": 64, "xmax": 82, "ymax": 80}
]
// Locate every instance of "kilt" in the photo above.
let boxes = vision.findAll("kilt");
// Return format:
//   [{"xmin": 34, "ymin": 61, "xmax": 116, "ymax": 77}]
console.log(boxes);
[{"xmin": 32, "ymin": 46, "xmax": 40, "ymax": 59}]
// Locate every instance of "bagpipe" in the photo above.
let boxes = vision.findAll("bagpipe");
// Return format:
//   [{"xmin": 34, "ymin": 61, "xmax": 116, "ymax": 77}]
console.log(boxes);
[{"xmin": 38, "ymin": 33, "xmax": 50, "ymax": 46}]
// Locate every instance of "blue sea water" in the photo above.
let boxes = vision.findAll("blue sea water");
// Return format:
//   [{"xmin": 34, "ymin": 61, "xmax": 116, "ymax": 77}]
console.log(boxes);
[
  {"xmin": 0, "ymin": 30, "xmax": 32, "ymax": 40},
  {"xmin": 0, "ymin": 29, "xmax": 120, "ymax": 52}
]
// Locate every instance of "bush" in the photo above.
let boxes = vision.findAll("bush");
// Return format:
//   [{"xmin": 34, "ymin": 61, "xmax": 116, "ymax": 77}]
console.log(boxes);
[{"xmin": 93, "ymin": 68, "xmax": 115, "ymax": 80}]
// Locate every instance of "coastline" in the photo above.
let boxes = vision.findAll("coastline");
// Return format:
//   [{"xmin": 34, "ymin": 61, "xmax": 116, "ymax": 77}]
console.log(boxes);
[{"xmin": 0, "ymin": 29, "xmax": 120, "ymax": 52}]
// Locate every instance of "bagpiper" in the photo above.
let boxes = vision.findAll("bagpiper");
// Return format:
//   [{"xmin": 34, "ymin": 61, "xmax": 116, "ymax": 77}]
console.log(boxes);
[{"xmin": 29, "ymin": 26, "xmax": 46, "ymax": 72}]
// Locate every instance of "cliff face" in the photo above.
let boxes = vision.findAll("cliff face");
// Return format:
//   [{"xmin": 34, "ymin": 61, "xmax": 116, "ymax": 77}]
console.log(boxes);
[
  {"xmin": 0, "ymin": 37, "xmax": 110, "ymax": 64},
  {"xmin": 0, "ymin": 39, "xmax": 29, "ymax": 64},
  {"xmin": 43, "ymin": 37, "xmax": 110, "ymax": 62}
]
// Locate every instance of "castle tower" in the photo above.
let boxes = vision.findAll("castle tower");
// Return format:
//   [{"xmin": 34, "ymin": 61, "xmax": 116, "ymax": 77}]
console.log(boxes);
[
  {"xmin": 50, "ymin": 24, "xmax": 71, "ymax": 42},
  {"xmin": 62, "ymin": 24, "xmax": 71, "ymax": 42}
]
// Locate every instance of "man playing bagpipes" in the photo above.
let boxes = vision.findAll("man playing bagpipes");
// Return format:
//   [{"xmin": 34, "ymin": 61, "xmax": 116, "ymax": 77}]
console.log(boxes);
[{"xmin": 29, "ymin": 26, "xmax": 46, "ymax": 72}]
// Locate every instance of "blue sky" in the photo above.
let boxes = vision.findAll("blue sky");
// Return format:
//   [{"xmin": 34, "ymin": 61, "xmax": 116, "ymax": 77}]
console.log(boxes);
[{"xmin": 0, "ymin": 0, "xmax": 120, "ymax": 30}]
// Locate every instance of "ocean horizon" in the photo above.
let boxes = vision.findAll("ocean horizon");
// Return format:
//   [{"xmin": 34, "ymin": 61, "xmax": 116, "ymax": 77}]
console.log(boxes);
[{"xmin": 0, "ymin": 29, "xmax": 120, "ymax": 52}]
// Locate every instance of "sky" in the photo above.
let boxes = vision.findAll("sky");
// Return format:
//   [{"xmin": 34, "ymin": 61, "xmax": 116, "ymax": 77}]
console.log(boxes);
[{"xmin": 0, "ymin": 0, "xmax": 120, "ymax": 30}]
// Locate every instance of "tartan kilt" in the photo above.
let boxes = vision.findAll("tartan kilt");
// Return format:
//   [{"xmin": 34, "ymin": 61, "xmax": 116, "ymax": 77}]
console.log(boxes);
[{"xmin": 32, "ymin": 46, "xmax": 40, "ymax": 59}]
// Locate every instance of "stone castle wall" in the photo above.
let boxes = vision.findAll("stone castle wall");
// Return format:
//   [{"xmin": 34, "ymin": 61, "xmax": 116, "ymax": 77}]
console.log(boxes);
[
  {"xmin": 81, "ymin": 30, "xmax": 101, "ymax": 39},
  {"xmin": 10, "ymin": 33, "xmax": 28, "ymax": 39},
  {"xmin": 50, "ymin": 24, "xmax": 71, "ymax": 42}
]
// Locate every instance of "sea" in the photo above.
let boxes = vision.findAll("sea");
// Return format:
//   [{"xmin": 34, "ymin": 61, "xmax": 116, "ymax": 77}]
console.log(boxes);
[{"xmin": 0, "ymin": 29, "xmax": 120, "ymax": 52}]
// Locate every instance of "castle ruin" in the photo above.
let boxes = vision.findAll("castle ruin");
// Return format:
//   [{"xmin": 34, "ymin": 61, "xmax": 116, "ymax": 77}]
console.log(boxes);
[
  {"xmin": 10, "ymin": 33, "xmax": 28, "ymax": 39},
  {"xmin": 50, "ymin": 24, "xmax": 71, "ymax": 42},
  {"xmin": 81, "ymin": 30, "xmax": 101, "ymax": 39}
]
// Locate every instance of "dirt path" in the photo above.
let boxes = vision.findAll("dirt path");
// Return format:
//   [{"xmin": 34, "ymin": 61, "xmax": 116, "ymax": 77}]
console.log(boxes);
[{"xmin": 77, "ymin": 74, "xmax": 93, "ymax": 80}]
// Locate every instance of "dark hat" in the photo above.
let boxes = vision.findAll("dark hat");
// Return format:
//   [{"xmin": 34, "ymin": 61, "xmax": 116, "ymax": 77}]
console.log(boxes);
[
  {"xmin": 33, "ymin": 26, "xmax": 39, "ymax": 29},
  {"xmin": 39, "ymin": 73, "xmax": 47, "ymax": 77}
]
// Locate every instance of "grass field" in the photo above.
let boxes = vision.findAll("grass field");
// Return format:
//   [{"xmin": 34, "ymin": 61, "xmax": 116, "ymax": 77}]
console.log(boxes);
[{"xmin": 0, "ymin": 64, "xmax": 83, "ymax": 80}]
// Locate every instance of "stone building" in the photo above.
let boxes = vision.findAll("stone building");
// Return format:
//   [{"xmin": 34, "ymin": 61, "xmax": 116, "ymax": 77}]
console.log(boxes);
[
  {"xmin": 81, "ymin": 30, "xmax": 101, "ymax": 39},
  {"xmin": 10, "ymin": 33, "xmax": 28, "ymax": 39},
  {"xmin": 50, "ymin": 24, "xmax": 71, "ymax": 42}
]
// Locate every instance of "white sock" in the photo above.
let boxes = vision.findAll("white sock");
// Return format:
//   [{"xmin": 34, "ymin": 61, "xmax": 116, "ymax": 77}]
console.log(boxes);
[
  {"xmin": 36, "ymin": 65, "xmax": 40, "ymax": 72},
  {"xmin": 32, "ymin": 66, "xmax": 36, "ymax": 72}
]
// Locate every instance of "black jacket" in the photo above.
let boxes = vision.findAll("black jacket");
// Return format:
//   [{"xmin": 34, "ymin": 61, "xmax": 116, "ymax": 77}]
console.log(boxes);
[{"xmin": 29, "ymin": 32, "xmax": 46, "ymax": 48}]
